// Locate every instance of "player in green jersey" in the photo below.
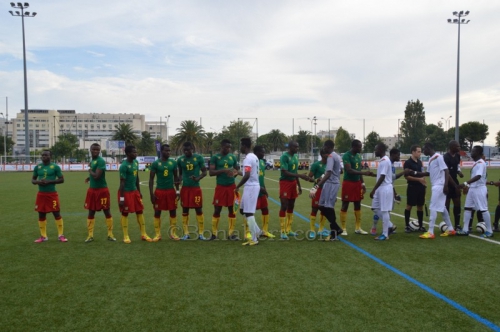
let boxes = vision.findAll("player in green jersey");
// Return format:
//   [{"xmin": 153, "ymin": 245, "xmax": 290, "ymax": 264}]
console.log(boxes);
[
  {"xmin": 32, "ymin": 150, "xmax": 67, "ymax": 243},
  {"xmin": 118, "ymin": 145, "xmax": 152, "ymax": 243},
  {"xmin": 340, "ymin": 140, "xmax": 375, "ymax": 235},
  {"xmin": 149, "ymin": 144, "xmax": 181, "ymax": 241},
  {"xmin": 84, "ymin": 143, "xmax": 115, "ymax": 242},
  {"xmin": 177, "ymin": 142, "xmax": 207, "ymax": 240},
  {"xmin": 306, "ymin": 149, "xmax": 329, "ymax": 238},
  {"xmin": 209, "ymin": 139, "xmax": 240, "ymax": 240}
]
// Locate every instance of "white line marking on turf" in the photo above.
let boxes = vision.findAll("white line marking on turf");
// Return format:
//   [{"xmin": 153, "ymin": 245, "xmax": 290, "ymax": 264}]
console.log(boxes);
[{"xmin": 264, "ymin": 176, "xmax": 500, "ymax": 245}]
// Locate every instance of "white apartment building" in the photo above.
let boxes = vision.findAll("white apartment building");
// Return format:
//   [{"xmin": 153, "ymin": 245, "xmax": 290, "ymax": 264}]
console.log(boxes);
[{"xmin": 11, "ymin": 110, "xmax": 153, "ymax": 154}]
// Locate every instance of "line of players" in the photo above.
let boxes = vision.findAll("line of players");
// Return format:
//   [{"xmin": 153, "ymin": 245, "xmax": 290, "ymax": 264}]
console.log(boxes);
[{"xmin": 31, "ymin": 137, "xmax": 500, "ymax": 243}]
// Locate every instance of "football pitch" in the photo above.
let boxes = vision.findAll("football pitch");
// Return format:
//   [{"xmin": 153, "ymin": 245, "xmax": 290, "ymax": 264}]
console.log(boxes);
[{"xmin": 1, "ymin": 169, "xmax": 500, "ymax": 331}]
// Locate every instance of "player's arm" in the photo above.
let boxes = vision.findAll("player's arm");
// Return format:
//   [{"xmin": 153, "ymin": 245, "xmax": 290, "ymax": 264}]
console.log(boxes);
[
  {"xmin": 281, "ymin": 169, "xmax": 309, "ymax": 180},
  {"xmin": 31, "ymin": 174, "xmax": 41, "ymax": 185},
  {"xmin": 177, "ymin": 161, "xmax": 183, "ymax": 185},
  {"xmin": 209, "ymin": 163, "xmax": 232, "ymax": 177},
  {"xmin": 136, "ymin": 171, "xmax": 142, "ymax": 197},
  {"xmin": 442, "ymin": 168, "xmax": 449, "ymax": 195},
  {"xmin": 235, "ymin": 166, "xmax": 251, "ymax": 191},
  {"xmin": 149, "ymin": 167, "xmax": 156, "ymax": 204},
  {"xmin": 344, "ymin": 160, "xmax": 374, "ymax": 177},
  {"xmin": 89, "ymin": 165, "xmax": 103, "ymax": 180},
  {"xmin": 370, "ymin": 174, "xmax": 385, "ymax": 198},
  {"xmin": 487, "ymin": 180, "xmax": 500, "ymax": 187},
  {"xmin": 194, "ymin": 165, "xmax": 207, "ymax": 182},
  {"xmin": 296, "ymin": 177, "xmax": 302, "ymax": 195},
  {"xmin": 46, "ymin": 168, "xmax": 64, "ymax": 185},
  {"xmin": 173, "ymin": 168, "xmax": 180, "ymax": 192}
]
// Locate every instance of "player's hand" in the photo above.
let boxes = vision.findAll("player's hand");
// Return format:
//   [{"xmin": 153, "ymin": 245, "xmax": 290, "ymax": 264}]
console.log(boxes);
[
  {"xmin": 224, "ymin": 169, "xmax": 234, "ymax": 177},
  {"xmin": 458, "ymin": 171, "xmax": 464, "ymax": 178},
  {"xmin": 234, "ymin": 187, "xmax": 240, "ymax": 194},
  {"xmin": 418, "ymin": 178, "xmax": 427, "ymax": 186},
  {"xmin": 190, "ymin": 175, "xmax": 199, "ymax": 182},
  {"xmin": 139, "ymin": 192, "xmax": 143, "ymax": 199},
  {"xmin": 394, "ymin": 194, "xmax": 401, "ymax": 204},
  {"xmin": 84, "ymin": 178, "xmax": 90, "ymax": 184},
  {"xmin": 298, "ymin": 187, "xmax": 302, "ymax": 195},
  {"xmin": 370, "ymin": 190, "xmax": 376, "ymax": 199},
  {"xmin": 443, "ymin": 185, "xmax": 449, "ymax": 195},
  {"xmin": 365, "ymin": 171, "xmax": 375, "ymax": 177},
  {"xmin": 361, "ymin": 183, "xmax": 367, "ymax": 194},
  {"xmin": 299, "ymin": 173, "xmax": 309, "ymax": 181},
  {"xmin": 309, "ymin": 186, "xmax": 318, "ymax": 199},
  {"xmin": 150, "ymin": 194, "xmax": 157, "ymax": 204},
  {"xmin": 463, "ymin": 186, "xmax": 469, "ymax": 195}
]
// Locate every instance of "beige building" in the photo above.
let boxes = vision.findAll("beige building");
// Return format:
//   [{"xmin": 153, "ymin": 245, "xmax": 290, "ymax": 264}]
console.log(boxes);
[
  {"xmin": 381, "ymin": 136, "xmax": 398, "ymax": 149},
  {"xmin": 12, "ymin": 110, "xmax": 153, "ymax": 154}
]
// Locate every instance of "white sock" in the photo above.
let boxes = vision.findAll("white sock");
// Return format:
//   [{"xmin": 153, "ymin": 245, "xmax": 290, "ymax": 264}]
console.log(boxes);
[
  {"xmin": 442, "ymin": 209, "xmax": 454, "ymax": 231},
  {"xmin": 381, "ymin": 211, "xmax": 390, "ymax": 237},
  {"xmin": 482, "ymin": 211, "xmax": 492, "ymax": 233},
  {"xmin": 428, "ymin": 210, "xmax": 437, "ymax": 235},
  {"xmin": 246, "ymin": 216, "xmax": 260, "ymax": 242},
  {"xmin": 463, "ymin": 209, "xmax": 472, "ymax": 232}
]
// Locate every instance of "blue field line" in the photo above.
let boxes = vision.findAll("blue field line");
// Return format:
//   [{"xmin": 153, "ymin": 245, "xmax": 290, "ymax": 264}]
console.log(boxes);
[{"xmin": 267, "ymin": 196, "xmax": 500, "ymax": 331}]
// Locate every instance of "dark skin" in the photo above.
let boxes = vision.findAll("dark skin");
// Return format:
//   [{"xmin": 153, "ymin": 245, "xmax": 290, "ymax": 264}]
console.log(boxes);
[
  {"xmin": 280, "ymin": 142, "xmax": 309, "ymax": 213},
  {"xmin": 369, "ymin": 147, "xmax": 407, "ymax": 199},
  {"xmin": 445, "ymin": 140, "xmax": 464, "ymax": 211},
  {"xmin": 458, "ymin": 147, "xmax": 483, "ymax": 194},
  {"xmin": 235, "ymin": 144, "xmax": 254, "ymax": 217},
  {"xmin": 119, "ymin": 148, "xmax": 141, "ymax": 216},
  {"xmin": 178, "ymin": 146, "xmax": 207, "ymax": 215},
  {"xmin": 84, "ymin": 145, "xmax": 112, "ymax": 219},
  {"xmin": 149, "ymin": 146, "xmax": 180, "ymax": 218},
  {"xmin": 307, "ymin": 151, "xmax": 328, "ymax": 215},
  {"xmin": 209, "ymin": 142, "xmax": 240, "ymax": 217},
  {"xmin": 342, "ymin": 141, "xmax": 375, "ymax": 211},
  {"xmin": 422, "ymin": 146, "xmax": 449, "ymax": 196},
  {"xmin": 32, "ymin": 150, "xmax": 64, "ymax": 220}
]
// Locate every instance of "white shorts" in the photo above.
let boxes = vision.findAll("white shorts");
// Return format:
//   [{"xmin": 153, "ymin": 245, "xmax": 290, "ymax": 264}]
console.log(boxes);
[
  {"xmin": 371, "ymin": 185, "xmax": 393, "ymax": 212},
  {"xmin": 464, "ymin": 186, "xmax": 488, "ymax": 211},
  {"xmin": 240, "ymin": 185, "xmax": 260, "ymax": 214},
  {"xmin": 430, "ymin": 186, "xmax": 446, "ymax": 212}
]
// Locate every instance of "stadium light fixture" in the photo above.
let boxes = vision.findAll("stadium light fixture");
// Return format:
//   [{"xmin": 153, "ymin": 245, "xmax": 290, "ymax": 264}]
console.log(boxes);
[
  {"xmin": 9, "ymin": 2, "xmax": 37, "ymax": 162},
  {"xmin": 447, "ymin": 10, "xmax": 470, "ymax": 142}
]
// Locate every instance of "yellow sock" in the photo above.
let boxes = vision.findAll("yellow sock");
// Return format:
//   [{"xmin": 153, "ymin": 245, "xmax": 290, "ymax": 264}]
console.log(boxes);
[
  {"xmin": 319, "ymin": 214, "xmax": 326, "ymax": 231},
  {"xmin": 182, "ymin": 214, "xmax": 189, "ymax": 235},
  {"xmin": 55, "ymin": 218, "xmax": 64, "ymax": 236},
  {"xmin": 38, "ymin": 220, "xmax": 47, "ymax": 238},
  {"xmin": 286, "ymin": 212, "xmax": 294, "ymax": 233},
  {"xmin": 106, "ymin": 217, "xmax": 114, "ymax": 237},
  {"xmin": 228, "ymin": 217, "xmax": 236, "ymax": 235},
  {"xmin": 340, "ymin": 211, "xmax": 347, "ymax": 230},
  {"xmin": 137, "ymin": 214, "xmax": 147, "ymax": 237},
  {"xmin": 354, "ymin": 210, "xmax": 361, "ymax": 230},
  {"xmin": 280, "ymin": 217, "xmax": 286, "ymax": 233},
  {"xmin": 121, "ymin": 215, "xmax": 129, "ymax": 238},
  {"xmin": 212, "ymin": 217, "xmax": 219, "ymax": 235},
  {"xmin": 262, "ymin": 214, "xmax": 269, "ymax": 232},
  {"xmin": 154, "ymin": 217, "xmax": 161, "ymax": 237},
  {"xmin": 309, "ymin": 215, "xmax": 317, "ymax": 232},
  {"xmin": 196, "ymin": 214, "xmax": 204, "ymax": 235},
  {"xmin": 169, "ymin": 217, "xmax": 178, "ymax": 238},
  {"xmin": 87, "ymin": 218, "xmax": 95, "ymax": 238}
]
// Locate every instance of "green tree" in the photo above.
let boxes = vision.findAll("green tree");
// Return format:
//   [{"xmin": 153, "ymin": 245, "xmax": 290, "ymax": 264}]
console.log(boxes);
[
  {"xmin": 137, "ymin": 131, "xmax": 156, "ymax": 156},
  {"xmin": 460, "ymin": 121, "xmax": 489, "ymax": 152},
  {"xmin": 496, "ymin": 130, "xmax": 500, "ymax": 148},
  {"xmin": 204, "ymin": 132, "xmax": 217, "ymax": 155},
  {"xmin": 0, "ymin": 135, "xmax": 15, "ymax": 155},
  {"xmin": 363, "ymin": 131, "xmax": 383, "ymax": 153},
  {"xmin": 112, "ymin": 123, "xmax": 138, "ymax": 146},
  {"xmin": 425, "ymin": 124, "xmax": 448, "ymax": 152},
  {"xmin": 261, "ymin": 129, "xmax": 287, "ymax": 152},
  {"xmin": 74, "ymin": 148, "xmax": 89, "ymax": 162},
  {"xmin": 400, "ymin": 99, "xmax": 427, "ymax": 153},
  {"xmin": 334, "ymin": 126, "xmax": 351, "ymax": 153},
  {"xmin": 171, "ymin": 120, "xmax": 206, "ymax": 153},
  {"xmin": 294, "ymin": 130, "xmax": 311, "ymax": 153},
  {"xmin": 51, "ymin": 133, "xmax": 79, "ymax": 160},
  {"xmin": 217, "ymin": 120, "xmax": 253, "ymax": 151}
]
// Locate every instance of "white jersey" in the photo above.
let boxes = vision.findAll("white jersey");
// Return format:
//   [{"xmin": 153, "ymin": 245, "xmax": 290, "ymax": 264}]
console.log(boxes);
[
  {"xmin": 427, "ymin": 153, "xmax": 448, "ymax": 187},
  {"xmin": 377, "ymin": 156, "xmax": 392, "ymax": 187},
  {"xmin": 470, "ymin": 159, "xmax": 487, "ymax": 188},
  {"xmin": 242, "ymin": 153, "xmax": 260, "ymax": 186}
]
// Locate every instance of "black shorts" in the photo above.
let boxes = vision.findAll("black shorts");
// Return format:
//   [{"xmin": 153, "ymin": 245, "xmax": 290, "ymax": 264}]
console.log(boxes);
[
  {"xmin": 446, "ymin": 184, "xmax": 460, "ymax": 199},
  {"xmin": 406, "ymin": 185, "xmax": 426, "ymax": 206}
]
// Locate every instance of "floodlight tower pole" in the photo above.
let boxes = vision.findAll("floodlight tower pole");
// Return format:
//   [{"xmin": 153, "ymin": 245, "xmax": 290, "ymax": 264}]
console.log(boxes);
[
  {"xmin": 10, "ymin": 2, "xmax": 37, "ymax": 162},
  {"xmin": 448, "ymin": 10, "xmax": 470, "ymax": 142}
]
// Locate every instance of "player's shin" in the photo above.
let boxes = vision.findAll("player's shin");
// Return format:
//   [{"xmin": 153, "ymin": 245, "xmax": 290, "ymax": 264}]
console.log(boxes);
[
  {"xmin": 121, "ymin": 215, "xmax": 129, "ymax": 238},
  {"xmin": 38, "ymin": 218, "xmax": 47, "ymax": 238},
  {"xmin": 136, "ymin": 213, "xmax": 148, "ymax": 236},
  {"xmin": 340, "ymin": 210, "xmax": 347, "ymax": 230},
  {"xmin": 154, "ymin": 217, "xmax": 161, "ymax": 237},
  {"xmin": 309, "ymin": 214, "xmax": 317, "ymax": 232},
  {"xmin": 463, "ymin": 209, "xmax": 472, "ymax": 232},
  {"xmin": 182, "ymin": 213, "xmax": 189, "ymax": 235},
  {"xmin": 228, "ymin": 214, "xmax": 236, "ymax": 235},
  {"xmin": 105, "ymin": 217, "xmax": 114, "ymax": 237},
  {"xmin": 196, "ymin": 214, "xmax": 204, "ymax": 235},
  {"xmin": 354, "ymin": 210, "xmax": 361, "ymax": 230},
  {"xmin": 55, "ymin": 217, "xmax": 64, "ymax": 237},
  {"xmin": 87, "ymin": 217, "xmax": 95, "ymax": 238}
]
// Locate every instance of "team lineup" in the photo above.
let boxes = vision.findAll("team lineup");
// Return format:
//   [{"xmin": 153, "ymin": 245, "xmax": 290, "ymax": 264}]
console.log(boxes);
[{"xmin": 31, "ymin": 138, "xmax": 500, "ymax": 245}]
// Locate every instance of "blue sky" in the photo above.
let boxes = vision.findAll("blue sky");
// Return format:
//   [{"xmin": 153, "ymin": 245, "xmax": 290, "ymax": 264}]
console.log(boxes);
[{"xmin": 1, "ymin": 0, "xmax": 499, "ymax": 145}]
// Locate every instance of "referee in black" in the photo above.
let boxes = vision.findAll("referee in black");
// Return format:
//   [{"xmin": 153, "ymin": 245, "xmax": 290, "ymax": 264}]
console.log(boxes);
[{"xmin": 403, "ymin": 145, "xmax": 427, "ymax": 233}]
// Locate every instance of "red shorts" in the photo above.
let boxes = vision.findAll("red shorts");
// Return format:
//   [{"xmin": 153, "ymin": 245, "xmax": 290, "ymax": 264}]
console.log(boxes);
[
  {"xmin": 84, "ymin": 187, "xmax": 111, "ymax": 211},
  {"xmin": 256, "ymin": 195, "xmax": 268, "ymax": 210},
  {"xmin": 35, "ymin": 192, "xmax": 60, "ymax": 213},
  {"xmin": 180, "ymin": 187, "xmax": 203, "ymax": 208},
  {"xmin": 279, "ymin": 180, "xmax": 298, "ymax": 200},
  {"xmin": 118, "ymin": 190, "xmax": 144, "ymax": 213},
  {"xmin": 311, "ymin": 187, "xmax": 323, "ymax": 208},
  {"xmin": 213, "ymin": 184, "xmax": 236, "ymax": 207},
  {"xmin": 341, "ymin": 180, "xmax": 362, "ymax": 202},
  {"xmin": 153, "ymin": 188, "xmax": 178, "ymax": 211}
]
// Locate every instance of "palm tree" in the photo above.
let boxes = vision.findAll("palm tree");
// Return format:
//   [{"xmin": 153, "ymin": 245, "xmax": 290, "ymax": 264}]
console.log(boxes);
[
  {"xmin": 112, "ymin": 123, "xmax": 138, "ymax": 146},
  {"xmin": 265, "ymin": 129, "xmax": 288, "ymax": 152},
  {"xmin": 171, "ymin": 120, "xmax": 206, "ymax": 153}
]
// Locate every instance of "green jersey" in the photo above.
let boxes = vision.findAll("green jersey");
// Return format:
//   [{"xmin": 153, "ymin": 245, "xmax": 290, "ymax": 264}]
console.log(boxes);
[
  {"xmin": 210, "ymin": 153, "xmax": 239, "ymax": 185},
  {"xmin": 279, "ymin": 152, "xmax": 299, "ymax": 181},
  {"xmin": 310, "ymin": 160, "xmax": 326, "ymax": 188},
  {"xmin": 177, "ymin": 153, "xmax": 205, "ymax": 187},
  {"xmin": 257, "ymin": 159, "xmax": 267, "ymax": 197},
  {"xmin": 89, "ymin": 156, "xmax": 107, "ymax": 189},
  {"xmin": 119, "ymin": 159, "xmax": 139, "ymax": 192},
  {"xmin": 150, "ymin": 158, "xmax": 177, "ymax": 189},
  {"xmin": 342, "ymin": 151, "xmax": 362, "ymax": 181},
  {"xmin": 32, "ymin": 162, "xmax": 63, "ymax": 192}
]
